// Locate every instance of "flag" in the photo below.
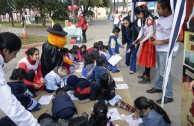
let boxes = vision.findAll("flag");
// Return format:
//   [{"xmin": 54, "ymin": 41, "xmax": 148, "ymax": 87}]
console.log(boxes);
[
  {"xmin": 52, "ymin": 20, "xmax": 55, "ymax": 27},
  {"xmin": 161, "ymin": 0, "xmax": 186, "ymax": 107}
]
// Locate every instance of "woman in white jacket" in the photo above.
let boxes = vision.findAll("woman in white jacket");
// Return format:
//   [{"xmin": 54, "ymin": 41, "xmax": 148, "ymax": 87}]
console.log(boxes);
[{"xmin": 0, "ymin": 32, "xmax": 39, "ymax": 126}]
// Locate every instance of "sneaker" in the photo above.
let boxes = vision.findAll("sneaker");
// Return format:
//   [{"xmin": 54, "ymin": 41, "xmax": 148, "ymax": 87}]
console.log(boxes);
[
  {"xmin": 156, "ymin": 97, "xmax": 174, "ymax": 104},
  {"xmin": 129, "ymin": 71, "xmax": 135, "ymax": 74},
  {"xmin": 112, "ymin": 70, "xmax": 120, "ymax": 73},
  {"xmin": 138, "ymin": 78, "xmax": 151, "ymax": 84}
]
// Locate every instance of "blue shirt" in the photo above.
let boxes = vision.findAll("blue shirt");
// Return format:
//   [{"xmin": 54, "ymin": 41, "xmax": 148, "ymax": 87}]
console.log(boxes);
[{"xmin": 141, "ymin": 110, "xmax": 171, "ymax": 126}]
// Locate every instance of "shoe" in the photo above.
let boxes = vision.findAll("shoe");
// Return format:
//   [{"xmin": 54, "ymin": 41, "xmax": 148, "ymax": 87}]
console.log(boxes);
[
  {"xmin": 112, "ymin": 70, "xmax": 120, "ymax": 73},
  {"xmin": 138, "ymin": 78, "xmax": 151, "ymax": 84},
  {"xmin": 156, "ymin": 97, "xmax": 174, "ymax": 104},
  {"xmin": 123, "ymin": 65, "xmax": 129, "ymax": 67},
  {"xmin": 129, "ymin": 71, "xmax": 135, "ymax": 74},
  {"xmin": 146, "ymin": 87, "xmax": 162, "ymax": 93},
  {"xmin": 137, "ymin": 75, "xmax": 144, "ymax": 79}
]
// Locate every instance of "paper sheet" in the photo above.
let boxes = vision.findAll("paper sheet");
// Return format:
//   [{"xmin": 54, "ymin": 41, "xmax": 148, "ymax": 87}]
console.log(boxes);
[
  {"xmin": 38, "ymin": 95, "xmax": 53, "ymax": 105},
  {"xmin": 75, "ymin": 69, "xmax": 82, "ymax": 73},
  {"xmin": 124, "ymin": 114, "xmax": 143, "ymax": 126},
  {"xmin": 116, "ymin": 84, "xmax": 129, "ymax": 89},
  {"xmin": 113, "ymin": 77, "xmax": 124, "ymax": 82},
  {"xmin": 108, "ymin": 54, "xmax": 122, "ymax": 66},
  {"xmin": 107, "ymin": 108, "xmax": 121, "ymax": 121},
  {"xmin": 67, "ymin": 91, "xmax": 78, "ymax": 100}
]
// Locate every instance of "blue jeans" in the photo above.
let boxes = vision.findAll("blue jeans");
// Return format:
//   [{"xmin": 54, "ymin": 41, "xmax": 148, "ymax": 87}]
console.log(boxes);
[
  {"xmin": 125, "ymin": 44, "xmax": 139, "ymax": 72},
  {"xmin": 154, "ymin": 51, "xmax": 173, "ymax": 98}
]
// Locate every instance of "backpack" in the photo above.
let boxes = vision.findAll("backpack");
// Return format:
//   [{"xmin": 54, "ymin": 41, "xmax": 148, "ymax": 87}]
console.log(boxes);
[
  {"xmin": 98, "ymin": 73, "xmax": 116, "ymax": 101},
  {"xmin": 74, "ymin": 78, "xmax": 91, "ymax": 100},
  {"xmin": 52, "ymin": 95, "xmax": 77, "ymax": 120}
]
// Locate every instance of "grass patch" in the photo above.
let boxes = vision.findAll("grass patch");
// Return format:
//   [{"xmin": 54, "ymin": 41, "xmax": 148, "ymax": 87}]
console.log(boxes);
[
  {"xmin": 21, "ymin": 35, "xmax": 47, "ymax": 45},
  {"xmin": 0, "ymin": 22, "xmax": 48, "ymax": 28}
]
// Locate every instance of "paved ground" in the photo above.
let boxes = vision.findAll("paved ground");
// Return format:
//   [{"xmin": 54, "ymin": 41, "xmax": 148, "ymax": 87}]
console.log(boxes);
[{"xmin": 2, "ymin": 19, "xmax": 182, "ymax": 126}]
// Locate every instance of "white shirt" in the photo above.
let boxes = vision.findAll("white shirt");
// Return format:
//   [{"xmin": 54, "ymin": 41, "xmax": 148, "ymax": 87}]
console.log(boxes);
[
  {"xmin": 113, "ymin": 13, "xmax": 121, "ymax": 25},
  {"xmin": 155, "ymin": 14, "xmax": 174, "ymax": 52},
  {"xmin": 0, "ymin": 55, "xmax": 40, "ymax": 126}
]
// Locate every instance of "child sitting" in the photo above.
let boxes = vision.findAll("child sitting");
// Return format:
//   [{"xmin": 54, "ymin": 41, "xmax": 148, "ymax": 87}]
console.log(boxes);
[
  {"xmin": 87, "ymin": 42, "xmax": 99, "ymax": 54},
  {"xmin": 79, "ymin": 44, "xmax": 88, "ymax": 61},
  {"xmin": 44, "ymin": 66, "xmax": 68, "ymax": 93},
  {"xmin": 98, "ymin": 73, "xmax": 136, "ymax": 113},
  {"xmin": 82, "ymin": 54, "xmax": 95, "ymax": 81},
  {"xmin": 99, "ymin": 45, "xmax": 110, "ymax": 67},
  {"xmin": 88, "ymin": 101, "xmax": 115, "ymax": 126},
  {"xmin": 17, "ymin": 47, "xmax": 44, "ymax": 96},
  {"xmin": 60, "ymin": 48, "xmax": 75, "ymax": 74},
  {"xmin": 8, "ymin": 68, "xmax": 41, "ymax": 111},
  {"xmin": 64, "ymin": 75, "xmax": 97, "ymax": 100},
  {"xmin": 92, "ymin": 56, "xmax": 108, "ymax": 87},
  {"xmin": 133, "ymin": 96, "xmax": 171, "ymax": 126}
]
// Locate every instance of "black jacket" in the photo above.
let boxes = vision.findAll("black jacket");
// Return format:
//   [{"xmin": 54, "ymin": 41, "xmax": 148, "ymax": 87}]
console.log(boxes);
[
  {"xmin": 41, "ymin": 41, "xmax": 63, "ymax": 77},
  {"xmin": 121, "ymin": 23, "xmax": 139, "ymax": 45}
]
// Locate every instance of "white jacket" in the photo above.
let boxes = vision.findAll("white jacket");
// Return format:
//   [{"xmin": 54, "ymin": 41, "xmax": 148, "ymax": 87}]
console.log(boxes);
[{"xmin": 0, "ymin": 55, "xmax": 40, "ymax": 126}]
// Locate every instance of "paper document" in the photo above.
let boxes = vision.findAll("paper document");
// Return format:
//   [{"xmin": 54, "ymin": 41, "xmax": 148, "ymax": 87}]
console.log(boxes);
[
  {"xmin": 107, "ymin": 108, "xmax": 121, "ymax": 121},
  {"xmin": 67, "ymin": 91, "xmax": 78, "ymax": 100},
  {"xmin": 75, "ymin": 69, "xmax": 82, "ymax": 73},
  {"xmin": 38, "ymin": 95, "xmax": 53, "ymax": 105},
  {"xmin": 116, "ymin": 84, "xmax": 128, "ymax": 89},
  {"xmin": 124, "ymin": 114, "xmax": 143, "ymax": 126},
  {"xmin": 108, "ymin": 54, "xmax": 122, "ymax": 66},
  {"xmin": 113, "ymin": 77, "xmax": 124, "ymax": 82}
]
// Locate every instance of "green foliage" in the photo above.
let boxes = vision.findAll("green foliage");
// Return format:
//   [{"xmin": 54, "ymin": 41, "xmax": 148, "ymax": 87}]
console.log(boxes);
[{"xmin": 0, "ymin": 0, "xmax": 11, "ymax": 15}]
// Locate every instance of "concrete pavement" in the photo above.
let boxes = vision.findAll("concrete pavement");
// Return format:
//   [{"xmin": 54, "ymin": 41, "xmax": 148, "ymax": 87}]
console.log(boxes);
[{"xmin": 2, "ymin": 19, "xmax": 182, "ymax": 126}]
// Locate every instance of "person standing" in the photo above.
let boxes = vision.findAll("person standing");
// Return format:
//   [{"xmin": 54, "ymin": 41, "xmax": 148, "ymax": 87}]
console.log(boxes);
[
  {"xmin": 122, "ymin": 17, "xmax": 139, "ymax": 74},
  {"xmin": 146, "ymin": 0, "xmax": 174, "ymax": 104},
  {"xmin": 77, "ymin": 14, "xmax": 88, "ymax": 43},
  {"xmin": 0, "ymin": 32, "xmax": 39, "ymax": 125}
]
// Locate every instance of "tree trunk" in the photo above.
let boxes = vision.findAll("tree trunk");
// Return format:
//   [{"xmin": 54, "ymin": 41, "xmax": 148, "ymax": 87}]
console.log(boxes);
[
  {"xmin": 42, "ymin": 15, "xmax": 46, "ymax": 27},
  {"xmin": 9, "ymin": 11, "xmax": 14, "ymax": 27}
]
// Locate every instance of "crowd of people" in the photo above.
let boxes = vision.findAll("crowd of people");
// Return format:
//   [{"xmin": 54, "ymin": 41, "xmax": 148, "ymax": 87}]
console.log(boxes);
[{"xmin": 0, "ymin": 0, "xmax": 186, "ymax": 126}]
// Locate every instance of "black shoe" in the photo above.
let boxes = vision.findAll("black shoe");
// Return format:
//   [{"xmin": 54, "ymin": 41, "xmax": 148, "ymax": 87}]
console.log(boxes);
[
  {"xmin": 112, "ymin": 70, "xmax": 120, "ymax": 73},
  {"xmin": 137, "ymin": 75, "xmax": 144, "ymax": 79},
  {"xmin": 146, "ymin": 87, "xmax": 162, "ymax": 93},
  {"xmin": 156, "ymin": 97, "xmax": 174, "ymax": 104},
  {"xmin": 138, "ymin": 78, "xmax": 151, "ymax": 84}
]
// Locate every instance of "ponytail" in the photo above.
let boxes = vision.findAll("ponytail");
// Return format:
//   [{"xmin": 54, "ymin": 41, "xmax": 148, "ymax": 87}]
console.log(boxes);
[
  {"xmin": 134, "ymin": 97, "xmax": 171, "ymax": 124},
  {"xmin": 148, "ymin": 100, "xmax": 171, "ymax": 123}
]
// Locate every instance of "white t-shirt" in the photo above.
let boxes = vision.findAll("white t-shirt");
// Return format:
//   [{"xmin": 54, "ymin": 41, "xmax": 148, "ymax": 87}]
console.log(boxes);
[
  {"xmin": 113, "ymin": 13, "xmax": 121, "ymax": 25},
  {"xmin": 155, "ymin": 14, "xmax": 174, "ymax": 52}
]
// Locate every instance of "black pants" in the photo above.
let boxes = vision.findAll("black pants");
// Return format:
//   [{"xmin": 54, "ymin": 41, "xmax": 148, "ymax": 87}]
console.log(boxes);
[
  {"xmin": 143, "ymin": 67, "xmax": 151, "ymax": 78},
  {"xmin": 82, "ymin": 30, "xmax": 87, "ymax": 42},
  {"xmin": 25, "ymin": 70, "xmax": 36, "ymax": 94}
]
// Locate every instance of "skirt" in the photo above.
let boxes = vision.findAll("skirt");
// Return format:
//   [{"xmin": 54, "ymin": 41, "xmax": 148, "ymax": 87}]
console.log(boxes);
[{"xmin": 138, "ymin": 40, "xmax": 156, "ymax": 67}]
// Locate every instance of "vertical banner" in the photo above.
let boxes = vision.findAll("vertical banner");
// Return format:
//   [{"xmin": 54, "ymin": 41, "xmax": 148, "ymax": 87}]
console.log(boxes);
[{"xmin": 182, "ymin": 0, "xmax": 194, "ymax": 125}]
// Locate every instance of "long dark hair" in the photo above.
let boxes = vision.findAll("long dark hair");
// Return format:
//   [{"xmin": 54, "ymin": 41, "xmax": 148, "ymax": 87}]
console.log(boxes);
[
  {"xmin": 0, "ymin": 32, "xmax": 21, "ymax": 52},
  {"xmin": 88, "ymin": 101, "xmax": 109, "ymax": 126},
  {"xmin": 134, "ymin": 5, "xmax": 155, "ymax": 25},
  {"xmin": 9, "ymin": 68, "xmax": 27, "ymax": 81},
  {"xmin": 80, "ymin": 44, "xmax": 87, "ymax": 55},
  {"xmin": 134, "ymin": 96, "xmax": 171, "ymax": 124}
]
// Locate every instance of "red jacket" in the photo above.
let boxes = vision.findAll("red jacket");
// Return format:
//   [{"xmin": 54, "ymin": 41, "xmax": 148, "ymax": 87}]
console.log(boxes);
[{"xmin": 77, "ymin": 16, "xmax": 88, "ymax": 30}]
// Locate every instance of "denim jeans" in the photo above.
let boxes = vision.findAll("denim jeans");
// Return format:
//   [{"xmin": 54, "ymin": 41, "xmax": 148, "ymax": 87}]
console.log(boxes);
[
  {"xmin": 125, "ymin": 44, "xmax": 139, "ymax": 72},
  {"xmin": 154, "ymin": 51, "xmax": 173, "ymax": 98}
]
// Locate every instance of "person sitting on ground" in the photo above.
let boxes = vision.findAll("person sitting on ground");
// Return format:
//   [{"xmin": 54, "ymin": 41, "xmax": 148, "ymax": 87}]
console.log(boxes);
[
  {"xmin": 8, "ymin": 68, "xmax": 41, "ymax": 111},
  {"xmin": 60, "ymin": 48, "xmax": 75, "ymax": 74},
  {"xmin": 82, "ymin": 54, "xmax": 95, "ymax": 81},
  {"xmin": 87, "ymin": 42, "xmax": 99, "ymax": 54},
  {"xmin": 64, "ymin": 75, "xmax": 97, "ymax": 101},
  {"xmin": 71, "ymin": 45, "xmax": 81, "ymax": 61},
  {"xmin": 133, "ymin": 96, "xmax": 171, "ymax": 126},
  {"xmin": 98, "ymin": 73, "xmax": 136, "ymax": 113},
  {"xmin": 98, "ymin": 41, "xmax": 103, "ymax": 46},
  {"xmin": 91, "ymin": 56, "xmax": 108, "ymax": 87},
  {"xmin": 79, "ymin": 44, "xmax": 88, "ymax": 61},
  {"xmin": 44, "ymin": 66, "xmax": 68, "ymax": 93},
  {"xmin": 17, "ymin": 47, "xmax": 44, "ymax": 97},
  {"xmin": 99, "ymin": 45, "xmax": 110, "ymax": 67},
  {"xmin": 88, "ymin": 101, "xmax": 115, "ymax": 126}
]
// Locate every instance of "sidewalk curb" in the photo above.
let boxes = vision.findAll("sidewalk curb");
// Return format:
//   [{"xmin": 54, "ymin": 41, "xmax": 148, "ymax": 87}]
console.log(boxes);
[{"xmin": 22, "ymin": 42, "xmax": 44, "ymax": 49}]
